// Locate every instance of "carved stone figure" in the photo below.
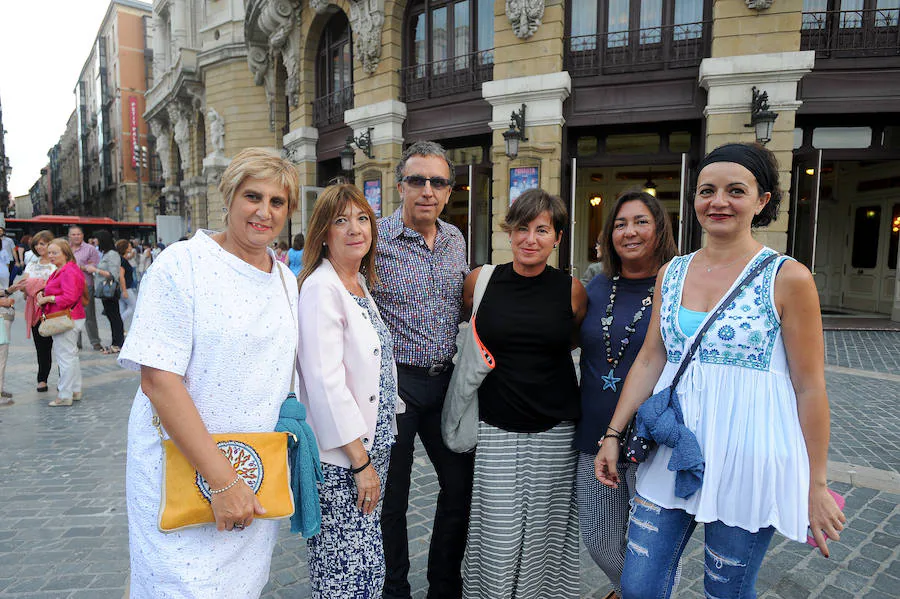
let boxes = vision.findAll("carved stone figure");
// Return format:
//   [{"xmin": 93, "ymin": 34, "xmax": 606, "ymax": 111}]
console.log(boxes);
[
  {"xmin": 167, "ymin": 103, "xmax": 192, "ymax": 173},
  {"xmin": 309, "ymin": 0, "xmax": 329, "ymax": 13},
  {"xmin": 745, "ymin": 0, "xmax": 774, "ymax": 9},
  {"xmin": 349, "ymin": 0, "xmax": 385, "ymax": 74},
  {"xmin": 207, "ymin": 108, "xmax": 226, "ymax": 156},
  {"xmin": 149, "ymin": 120, "xmax": 172, "ymax": 182},
  {"xmin": 506, "ymin": 0, "xmax": 545, "ymax": 39}
]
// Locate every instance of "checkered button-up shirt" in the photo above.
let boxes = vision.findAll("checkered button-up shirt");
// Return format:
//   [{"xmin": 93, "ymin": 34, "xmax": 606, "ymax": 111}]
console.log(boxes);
[{"xmin": 371, "ymin": 208, "xmax": 469, "ymax": 367}]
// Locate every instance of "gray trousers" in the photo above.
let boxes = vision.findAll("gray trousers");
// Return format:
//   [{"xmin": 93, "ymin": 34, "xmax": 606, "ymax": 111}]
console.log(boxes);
[{"xmin": 80, "ymin": 284, "xmax": 100, "ymax": 347}]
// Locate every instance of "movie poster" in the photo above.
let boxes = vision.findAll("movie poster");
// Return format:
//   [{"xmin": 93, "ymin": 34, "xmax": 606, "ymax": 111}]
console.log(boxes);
[
  {"xmin": 364, "ymin": 179, "xmax": 382, "ymax": 217},
  {"xmin": 509, "ymin": 166, "xmax": 539, "ymax": 205}
]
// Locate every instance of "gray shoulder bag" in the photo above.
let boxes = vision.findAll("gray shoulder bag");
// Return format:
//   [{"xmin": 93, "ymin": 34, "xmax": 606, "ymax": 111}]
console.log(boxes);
[{"xmin": 441, "ymin": 264, "xmax": 496, "ymax": 454}]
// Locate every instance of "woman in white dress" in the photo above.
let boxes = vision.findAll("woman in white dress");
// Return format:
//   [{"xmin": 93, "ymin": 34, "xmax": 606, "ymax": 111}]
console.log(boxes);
[
  {"xmin": 595, "ymin": 143, "xmax": 846, "ymax": 598},
  {"xmin": 118, "ymin": 148, "xmax": 300, "ymax": 598}
]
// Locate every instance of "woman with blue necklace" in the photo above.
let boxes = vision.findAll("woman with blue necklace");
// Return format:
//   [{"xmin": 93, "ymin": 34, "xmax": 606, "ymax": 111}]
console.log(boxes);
[{"xmin": 575, "ymin": 191, "xmax": 677, "ymax": 599}]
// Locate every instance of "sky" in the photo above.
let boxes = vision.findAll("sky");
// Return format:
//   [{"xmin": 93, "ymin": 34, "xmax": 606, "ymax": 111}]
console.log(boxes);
[{"xmin": 1, "ymin": 0, "xmax": 118, "ymax": 199}]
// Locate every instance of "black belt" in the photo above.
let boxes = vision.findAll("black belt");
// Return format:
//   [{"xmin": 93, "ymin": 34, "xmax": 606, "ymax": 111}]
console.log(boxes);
[{"xmin": 397, "ymin": 361, "xmax": 453, "ymax": 376}]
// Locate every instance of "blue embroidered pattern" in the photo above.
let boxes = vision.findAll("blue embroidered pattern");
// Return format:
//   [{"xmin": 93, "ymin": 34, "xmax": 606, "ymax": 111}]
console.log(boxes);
[{"xmin": 660, "ymin": 249, "xmax": 788, "ymax": 371}]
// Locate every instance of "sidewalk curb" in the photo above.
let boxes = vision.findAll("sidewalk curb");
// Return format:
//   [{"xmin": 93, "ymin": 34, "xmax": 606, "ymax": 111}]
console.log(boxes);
[{"xmin": 827, "ymin": 460, "xmax": 900, "ymax": 493}]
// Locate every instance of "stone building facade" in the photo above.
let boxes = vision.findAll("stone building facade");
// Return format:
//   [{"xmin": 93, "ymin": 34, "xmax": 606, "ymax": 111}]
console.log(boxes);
[
  {"xmin": 147, "ymin": 0, "xmax": 900, "ymax": 319},
  {"xmin": 75, "ymin": 0, "xmax": 161, "ymax": 222}
]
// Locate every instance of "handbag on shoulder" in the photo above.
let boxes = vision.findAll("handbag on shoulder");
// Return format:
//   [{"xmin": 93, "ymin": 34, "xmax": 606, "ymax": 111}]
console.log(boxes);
[
  {"xmin": 441, "ymin": 265, "xmax": 496, "ymax": 453},
  {"xmin": 624, "ymin": 252, "xmax": 781, "ymax": 464},
  {"xmin": 38, "ymin": 308, "xmax": 75, "ymax": 338}
]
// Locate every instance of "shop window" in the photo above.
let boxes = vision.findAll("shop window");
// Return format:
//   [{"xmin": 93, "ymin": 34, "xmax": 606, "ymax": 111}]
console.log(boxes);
[
  {"xmin": 884, "ymin": 126, "xmax": 900, "ymax": 149},
  {"xmin": 577, "ymin": 136, "xmax": 599, "ymax": 156},
  {"xmin": 851, "ymin": 205, "xmax": 881, "ymax": 268},
  {"xmin": 314, "ymin": 12, "xmax": 353, "ymax": 128},
  {"xmin": 668, "ymin": 131, "xmax": 691, "ymax": 153},
  {"xmin": 606, "ymin": 133, "xmax": 660, "ymax": 154},
  {"xmin": 812, "ymin": 126, "xmax": 872, "ymax": 149}
]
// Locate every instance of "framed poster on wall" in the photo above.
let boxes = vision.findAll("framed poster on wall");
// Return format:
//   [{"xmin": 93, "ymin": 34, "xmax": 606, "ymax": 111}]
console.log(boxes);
[
  {"xmin": 509, "ymin": 166, "xmax": 539, "ymax": 205},
  {"xmin": 364, "ymin": 179, "xmax": 382, "ymax": 217}
]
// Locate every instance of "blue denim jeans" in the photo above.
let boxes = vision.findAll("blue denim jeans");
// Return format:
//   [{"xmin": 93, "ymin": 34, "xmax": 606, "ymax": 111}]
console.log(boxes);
[{"xmin": 621, "ymin": 494, "xmax": 775, "ymax": 599}]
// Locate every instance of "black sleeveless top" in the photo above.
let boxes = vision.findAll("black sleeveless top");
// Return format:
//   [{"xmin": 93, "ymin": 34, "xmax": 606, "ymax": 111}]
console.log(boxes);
[{"xmin": 476, "ymin": 263, "xmax": 581, "ymax": 433}]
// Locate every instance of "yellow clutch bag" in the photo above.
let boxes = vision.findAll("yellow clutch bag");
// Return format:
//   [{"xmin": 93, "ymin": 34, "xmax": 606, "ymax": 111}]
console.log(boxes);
[{"xmin": 158, "ymin": 431, "xmax": 295, "ymax": 532}]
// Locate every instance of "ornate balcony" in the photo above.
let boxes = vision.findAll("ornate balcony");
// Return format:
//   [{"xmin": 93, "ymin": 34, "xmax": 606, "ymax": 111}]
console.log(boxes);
[
  {"xmin": 801, "ymin": 8, "xmax": 900, "ymax": 56},
  {"xmin": 566, "ymin": 21, "xmax": 710, "ymax": 77},
  {"xmin": 400, "ymin": 49, "xmax": 494, "ymax": 102},
  {"xmin": 144, "ymin": 48, "xmax": 200, "ymax": 119},
  {"xmin": 312, "ymin": 86, "xmax": 354, "ymax": 128}
]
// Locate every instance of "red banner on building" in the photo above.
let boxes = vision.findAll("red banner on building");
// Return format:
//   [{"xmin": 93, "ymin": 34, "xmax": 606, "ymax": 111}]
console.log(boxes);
[{"xmin": 130, "ymin": 96, "xmax": 139, "ymax": 168}]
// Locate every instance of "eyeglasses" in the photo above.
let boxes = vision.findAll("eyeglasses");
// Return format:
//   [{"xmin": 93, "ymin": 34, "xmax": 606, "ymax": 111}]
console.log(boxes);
[{"xmin": 401, "ymin": 175, "xmax": 452, "ymax": 190}]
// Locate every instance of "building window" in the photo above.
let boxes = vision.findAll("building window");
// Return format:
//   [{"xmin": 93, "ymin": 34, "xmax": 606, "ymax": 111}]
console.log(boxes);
[
  {"xmin": 568, "ymin": 0, "xmax": 708, "ymax": 74},
  {"xmin": 801, "ymin": 0, "xmax": 900, "ymax": 54},
  {"xmin": 313, "ymin": 12, "xmax": 353, "ymax": 128},
  {"xmin": 401, "ymin": 0, "xmax": 494, "ymax": 101}
]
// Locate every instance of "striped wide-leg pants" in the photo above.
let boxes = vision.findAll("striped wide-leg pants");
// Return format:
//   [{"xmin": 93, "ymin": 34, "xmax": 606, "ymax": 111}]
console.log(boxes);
[{"xmin": 462, "ymin": 421, "xmax": 580, "ymax": 599}]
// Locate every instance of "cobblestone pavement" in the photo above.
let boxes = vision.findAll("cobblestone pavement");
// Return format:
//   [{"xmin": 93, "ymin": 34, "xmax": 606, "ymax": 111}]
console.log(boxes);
[
  {"xmin": 824, "ymin": 330, "xmax": 900, "ymax": 375},
  {"xmin": 0, "ymin": 310, "xmax": 898, "ymax": 598}
]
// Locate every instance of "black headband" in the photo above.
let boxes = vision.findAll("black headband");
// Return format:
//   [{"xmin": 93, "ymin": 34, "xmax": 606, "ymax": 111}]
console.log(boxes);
[{"xmin": 696, "ymin": 144, "xmax": 774, "ymax": 194}]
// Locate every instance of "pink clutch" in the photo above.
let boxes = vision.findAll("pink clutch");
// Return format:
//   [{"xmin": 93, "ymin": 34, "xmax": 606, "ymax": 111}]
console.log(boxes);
[{"xmin": 807, "ymin": 489, "xmax": 846, "ymax": 548}]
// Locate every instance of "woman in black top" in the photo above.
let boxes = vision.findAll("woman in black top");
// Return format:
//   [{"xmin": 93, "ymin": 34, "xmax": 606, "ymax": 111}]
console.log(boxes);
[
  {"xmin": 461, "ymin": 189, "xmax": 587, "ymax": 599},
  {"xmin": 576, "ymin": 191, "xmax": 677, "ymax": 599}
]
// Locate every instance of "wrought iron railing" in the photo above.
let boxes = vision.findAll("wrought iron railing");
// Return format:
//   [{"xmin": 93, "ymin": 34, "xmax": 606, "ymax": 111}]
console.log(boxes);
[
  {"xmin": 400, "ymin": 49, "xmax": 494, "ymax": 102},
  {"xmin": 567, "ymin": 21, "xmax": 710, "ymax": 76},
  {"xmin": 801, "ymin": 8, "xmax": 900, "ymax": 55},
  {"xmin": 312, "ymin": 86, "xmax": 354, "ymax": 128}
]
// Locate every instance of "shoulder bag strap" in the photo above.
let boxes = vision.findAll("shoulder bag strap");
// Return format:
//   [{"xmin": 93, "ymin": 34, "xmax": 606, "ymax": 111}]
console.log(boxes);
[
  {"xmin": 276, "ymin": 263, "xmax": 298, "ymax": 392},
  {"xmin": 668, "ymin": 252, "xmax": 781, "ymax": 392},
  {"xmin": 471, "ymin": 264, "xmax": 495, "ymax": 318}
]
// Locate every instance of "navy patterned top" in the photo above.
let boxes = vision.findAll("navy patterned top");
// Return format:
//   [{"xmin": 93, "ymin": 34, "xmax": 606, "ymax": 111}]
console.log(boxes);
[
  {"xmin": 351, "ymin": 294, "xmax": 397, "ymax": 454},
  {"xmin": 371, "ymin": 209, "xmax": 469, "ymax": 367}
]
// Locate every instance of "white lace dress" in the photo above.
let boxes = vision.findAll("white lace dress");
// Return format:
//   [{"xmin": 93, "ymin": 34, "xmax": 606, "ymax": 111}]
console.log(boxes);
[
  {"xmin": 118, "ymin": 231, "xmax": 298, "ymax": 598},
  {"xmin": 636, "ymin": 248, "xmax": 811, "ymax": 542}
]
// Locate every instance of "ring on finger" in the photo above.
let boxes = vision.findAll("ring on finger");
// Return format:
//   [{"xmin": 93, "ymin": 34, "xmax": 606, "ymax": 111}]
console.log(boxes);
[
  {"xmin": 233, "ymin": 522, "xmax": 245, "ymax": 530},
  {"xmin": 364, "ymin": 497, "xmax": 372, "ymax": 502}
]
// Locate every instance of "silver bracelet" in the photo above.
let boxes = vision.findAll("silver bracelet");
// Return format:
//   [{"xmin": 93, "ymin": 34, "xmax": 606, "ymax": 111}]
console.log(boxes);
[{"xmin": 209, "ymin": 474, "xmax": 242, "ymax": 495}]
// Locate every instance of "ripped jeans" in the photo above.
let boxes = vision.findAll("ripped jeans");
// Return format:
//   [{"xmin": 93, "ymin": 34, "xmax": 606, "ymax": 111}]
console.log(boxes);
[{"xmin": 621, "ymin": 494, "xmax": 775, "ymax": 599}]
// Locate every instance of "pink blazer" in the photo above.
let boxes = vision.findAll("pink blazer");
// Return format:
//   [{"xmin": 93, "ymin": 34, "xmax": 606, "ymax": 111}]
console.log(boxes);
[
  {"xmin": 42, "ymin": 262, "xmax": 86, "ymax": 320},
  {"xmin": 296, "ymin": 259, "xmax": 404, "ymax": 468}
]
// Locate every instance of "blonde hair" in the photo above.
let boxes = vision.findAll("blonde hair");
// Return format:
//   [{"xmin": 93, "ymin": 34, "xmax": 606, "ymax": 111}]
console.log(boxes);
[
  {"xmin": 49, "ymin": 238, "xmax": 76, "ymax": 264},
  {"xmin": 298, "ymin": 184, "xmax": 378, "ymax": 290},
  {"xmin": 219, "ymin": 148, "xmax": 301, "ymax": 224}
]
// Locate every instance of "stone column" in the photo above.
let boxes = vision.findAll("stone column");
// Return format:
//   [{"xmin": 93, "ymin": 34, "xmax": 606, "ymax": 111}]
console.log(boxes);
[
  {"xmin": 170, "ymin": 0, "xmax": 187, "ymax": 55},
  {"xmin": 483, "ymin": 72, "xmax": 570, "ymax": 266},
  {"xmin": 283, "ymin": 126, "xmax": 319, "ymax": 234},
  {"xmin": 344, "ymin": 100, "xmax": 407, "ymax": 216},
  {"xmin": 699, "ymin": 51, "xmax": 815, "ymax": 251},
  {"xmin": 152, "ymin": 13, "xmax": 167, "ymax": 75},
  {"xmin": 203, "ymin": 155, "xmax": 231, "ymax": 230}
]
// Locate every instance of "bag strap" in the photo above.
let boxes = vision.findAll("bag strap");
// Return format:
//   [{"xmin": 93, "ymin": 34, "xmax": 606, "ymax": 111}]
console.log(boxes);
[
  {"xmin": 151, "ymin": 260, "xmax": 300, "ymax": 440},
  {"xmin": 668, "ymin": 252, "xmax": 781, "ymax": 393},
  {"xmin": 276, "ymin": 263, "xmax": 298, "ymax": 392},
  {"xmin": 471, "ymin": 264, "xmax": 496, "ymax": 318}
]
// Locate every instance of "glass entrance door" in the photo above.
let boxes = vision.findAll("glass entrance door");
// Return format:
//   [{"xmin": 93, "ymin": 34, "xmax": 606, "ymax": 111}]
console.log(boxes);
[
  {"xmin": 443, "ymin": 164, "xmax": 492, "ymax": 267},
  {"xmin": 842, "ymin": 201, "xmax": 900, "ymax": 313}
]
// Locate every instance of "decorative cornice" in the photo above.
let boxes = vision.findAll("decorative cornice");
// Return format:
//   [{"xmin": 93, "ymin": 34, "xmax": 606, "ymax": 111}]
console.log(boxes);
[
  {"xmin": 348, "ymin": 0, "xmax": 385, "ymax": 75},
  {"xmin": 483, "ymin": 72, "xmax": 571, "ymax": 128},
  {"xmin": 282, "ymin": 127, "xmax": 319, "ymax": 163},
  {"xmin": 745, "ymin": 0, "xmax": 774, "ymax": 10},
  {"xmin": 344, "ymin": 100, "xmax": 407, "ymax": 145}
]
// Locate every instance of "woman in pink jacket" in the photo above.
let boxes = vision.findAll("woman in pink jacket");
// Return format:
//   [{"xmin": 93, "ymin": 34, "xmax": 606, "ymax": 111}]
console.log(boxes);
[{"xmin": 36, "ymin": 239, "xmax": 86, "ymax": 407}]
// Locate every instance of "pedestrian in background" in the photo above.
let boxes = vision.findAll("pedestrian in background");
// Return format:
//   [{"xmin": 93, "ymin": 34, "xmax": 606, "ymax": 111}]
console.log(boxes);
[
  {"xmin": 275, "ymin": 240, "xmax": 289, "ymax": 263},
  {"xmin": 37, "ymin": 238, "xmax": 86, "ymax": 407},
  {"xmin": 0, "ymin": 258, "xmax": 16, "ymax": 406},
  {"xmin": 297, "ymin": 184, "xmax": 403, "ymax": 597},
  {"xmin": 596, "ymin": 143, "xmax": 846, "ymax": 598},
  {"xmin": 373, "ymin": 141, "xmax": 473, "ymax": 599},
  {"xmin": 116, "ymin": 239, "xmax": 138, "ymax": 326},
  {"xmin": 118, "ymin": 147, "xmax": 300, "ymax": 598},
  {"xmin": 9, "ymin": 230, "xmax": 57, "ymax": 393},
  {"xmin": 580, "ymin": 233, "xmax": 604, "ymax": 286},
  {"xmin": 69, "ymin": 226, "xmax": 103, "ymax": 351},
  {"xmin": 287, "ymin": 233, "xmax": 304, "ymax": 277},
  {"xmin": 576, "ymin": 191, "xmax": 677, "ymax": 599},
  {"xmin": 87, "ymin": 230, "xmax": 125, "ymax": 354},
  {"xmin": 461, "ymin": 189, "xmax": 587, "ymax": 599}
]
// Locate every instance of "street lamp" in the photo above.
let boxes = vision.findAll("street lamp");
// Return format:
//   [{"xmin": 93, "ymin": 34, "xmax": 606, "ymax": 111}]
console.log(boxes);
[
  {"xmin": 340, "ymin": 127, "xmax": 375, "ymax": 173},
  {"xmin": 503, "ymin": 104, "xmax": 528, "ymax": 160},
  {"xmin": 745, "ymin": 86, "xmax": 778, "ymax": 145}
]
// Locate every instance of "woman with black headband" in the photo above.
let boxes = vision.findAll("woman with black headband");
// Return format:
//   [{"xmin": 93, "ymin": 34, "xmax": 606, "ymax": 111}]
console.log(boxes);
[{"xmin": 594, "ymin": 142, "xmax": 845, "ymax": 598}]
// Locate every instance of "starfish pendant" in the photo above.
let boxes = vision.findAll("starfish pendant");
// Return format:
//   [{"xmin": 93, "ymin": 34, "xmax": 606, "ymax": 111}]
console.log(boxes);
[{"xmin": 601, "ymin": 368, "xmax": 621, "ymax": 392}]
